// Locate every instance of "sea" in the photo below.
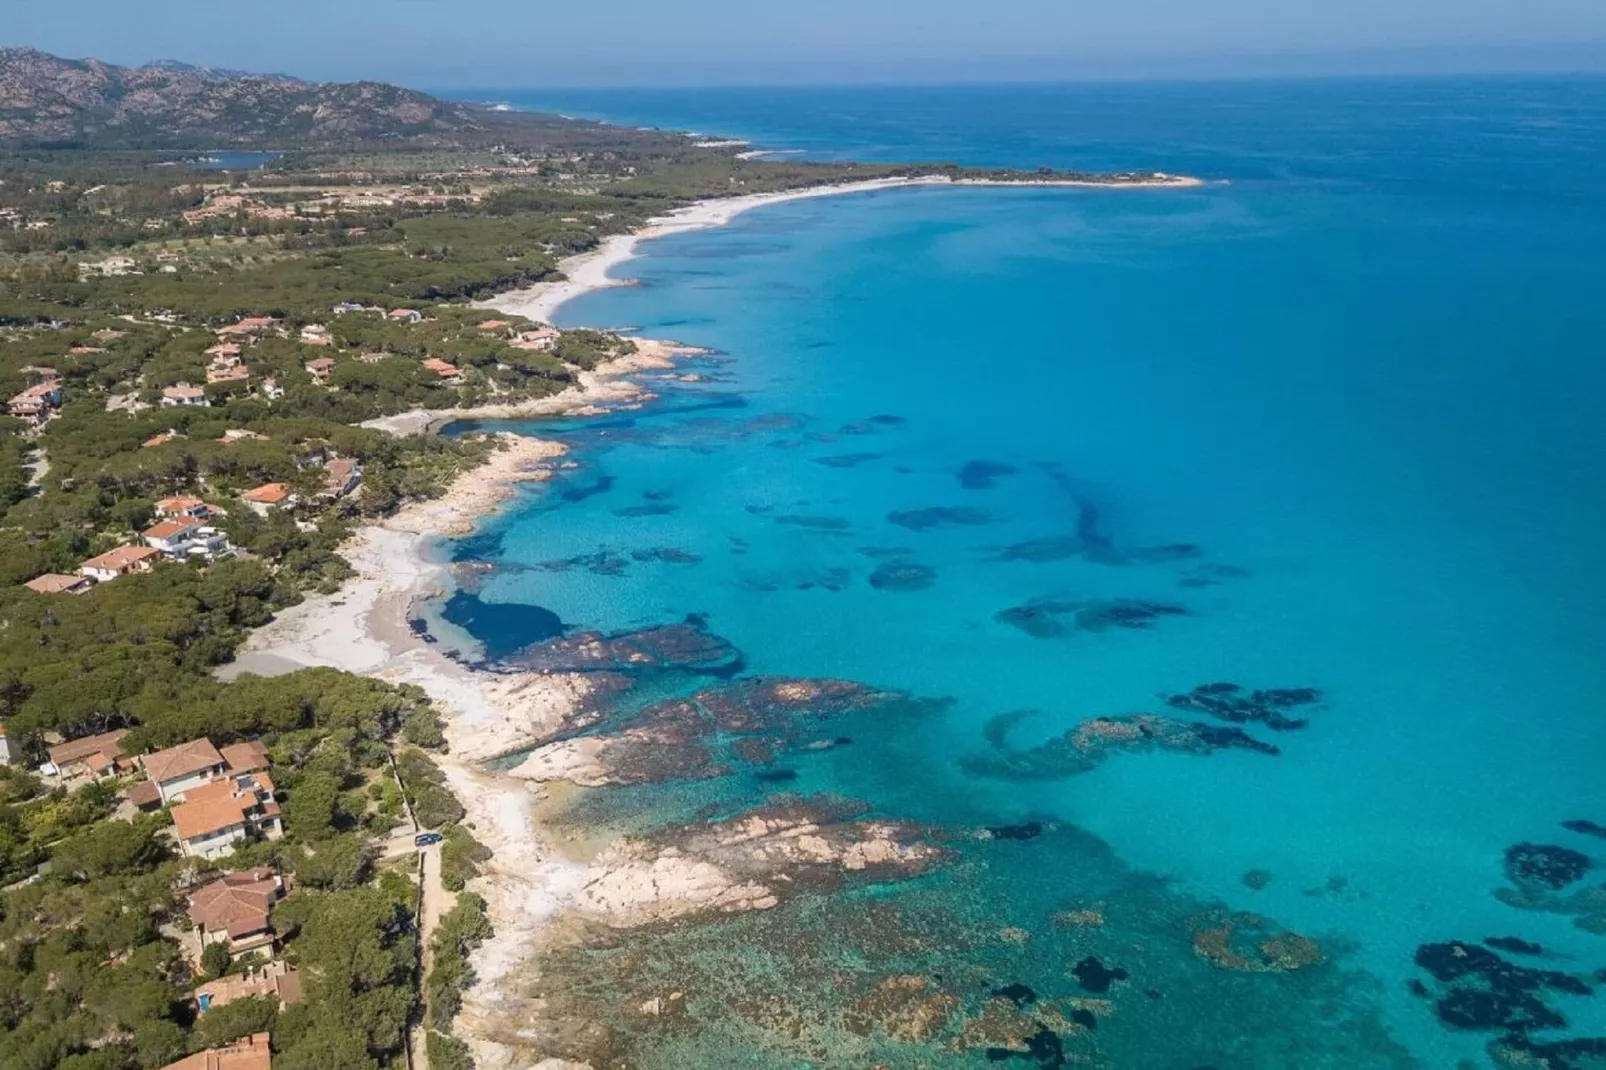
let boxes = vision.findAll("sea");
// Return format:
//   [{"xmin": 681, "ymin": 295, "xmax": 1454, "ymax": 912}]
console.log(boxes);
[{"xmin": 435, "ymin": 79, "xmax": 1606, "ymax": 1068}]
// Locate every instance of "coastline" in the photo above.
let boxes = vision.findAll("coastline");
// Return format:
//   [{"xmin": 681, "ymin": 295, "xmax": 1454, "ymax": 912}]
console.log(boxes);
[
  {"xmin": 488, "ymin": 172, "xmax": 1205, "ymax": 326},
  {"xmin": 233, "ymin": 165, "xmax": 1212, "ymax": 1067}
]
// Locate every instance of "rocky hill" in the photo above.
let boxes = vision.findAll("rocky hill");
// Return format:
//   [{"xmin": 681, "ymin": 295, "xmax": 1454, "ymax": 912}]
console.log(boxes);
[{"xmin": 0, "ymin": 46, "xmax": 490, "ymax": 148}]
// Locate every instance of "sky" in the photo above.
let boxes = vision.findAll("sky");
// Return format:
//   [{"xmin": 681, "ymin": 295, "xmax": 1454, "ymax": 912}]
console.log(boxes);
[{"xmin": 11, "ymin": 0, "xmax": 1606, "ymax": 87}]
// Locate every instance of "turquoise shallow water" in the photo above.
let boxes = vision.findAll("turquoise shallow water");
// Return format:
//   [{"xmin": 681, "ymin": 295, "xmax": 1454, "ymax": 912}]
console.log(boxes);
[{"xmin": 440, "ymin": 81, "xmax": 1606, "ymax": 1065}]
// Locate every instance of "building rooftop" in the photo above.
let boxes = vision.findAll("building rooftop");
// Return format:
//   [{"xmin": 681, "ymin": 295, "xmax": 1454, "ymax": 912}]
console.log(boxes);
[
  {"xmin": 188, "ymin": 868, "xmax": 281, "ymax": 936},
  {"xmin": 142, "ymin": 737, "xmax": 226, "ymax": 784},
  {"xmin": 23, "ymin": 573, "xmax": 88, "ymax": 595},
  {"xmin": 195, "ymin": 962, "xmax": 302, "ymax": 1012},
  {"xmin": 157, "ymin": 1031, "xmax": 272, "ymax": 1070},
  {"xmin": 80, "ymin": 545, "xmax": 161, "ymax": 572},
  {"xmin": 221, "ymin": 740, "xmax": 270, "ymax": 774},
  {"xmin": 172, "ymin": 774, "xmax": 278, "ymax": 841},
  {"xmin": 47, "ymin": 728, "xmax": 128, "ymax": 768},
  {"xmin": 241, "ymin": 483, "xmax": 290, "ymax": 504},
  {"xmin": 144, "ymin": 518, "xmax": 203, "ymax": 541}
]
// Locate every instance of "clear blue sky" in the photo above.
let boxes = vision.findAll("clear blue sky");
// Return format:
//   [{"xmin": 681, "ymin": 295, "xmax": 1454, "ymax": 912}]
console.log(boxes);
[{"xmin": 12, "ymin": 0, "xmax": 1606, "ymax": 87}]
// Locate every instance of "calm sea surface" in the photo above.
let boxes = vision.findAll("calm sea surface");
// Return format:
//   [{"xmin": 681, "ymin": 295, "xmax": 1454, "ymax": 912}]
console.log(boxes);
[{"xmin": 441, "ymin": 80, "xmax": 1606, "ymax": 1067}]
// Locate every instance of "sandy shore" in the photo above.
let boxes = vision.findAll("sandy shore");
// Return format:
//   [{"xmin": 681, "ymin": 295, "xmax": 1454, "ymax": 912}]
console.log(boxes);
[{"xmin": 488, "ymin": 172, "xmax": 1204, "ymax": 327}]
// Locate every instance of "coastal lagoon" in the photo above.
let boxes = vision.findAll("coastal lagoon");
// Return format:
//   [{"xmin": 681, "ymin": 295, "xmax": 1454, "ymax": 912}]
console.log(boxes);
[{"xmin": 439, "ymin": 80, "xmax": 1606, "ymax": 1066}]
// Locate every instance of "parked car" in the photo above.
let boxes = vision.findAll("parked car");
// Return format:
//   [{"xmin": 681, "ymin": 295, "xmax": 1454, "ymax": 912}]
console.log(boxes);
[{"xmin": 414, "ymin": 832, "xmax": 443, "ymax": 847}]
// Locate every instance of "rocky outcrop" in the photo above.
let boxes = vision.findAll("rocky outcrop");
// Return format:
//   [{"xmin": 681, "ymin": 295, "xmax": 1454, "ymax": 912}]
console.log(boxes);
[{"xmin": 572, "ymin": 796, "xmax": 951, "ymax": 927}]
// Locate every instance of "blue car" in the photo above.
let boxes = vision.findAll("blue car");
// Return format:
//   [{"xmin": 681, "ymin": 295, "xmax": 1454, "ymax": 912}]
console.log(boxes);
[{"xmin": 414, "ymin": 832, "xmax": 443, "ymax": 847}]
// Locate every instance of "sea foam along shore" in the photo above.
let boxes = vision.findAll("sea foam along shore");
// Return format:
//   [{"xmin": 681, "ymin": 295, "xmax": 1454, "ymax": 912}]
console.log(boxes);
[{"xmin": 231, "ymin": 168, "xmax": 1207, "ymax": 1067}]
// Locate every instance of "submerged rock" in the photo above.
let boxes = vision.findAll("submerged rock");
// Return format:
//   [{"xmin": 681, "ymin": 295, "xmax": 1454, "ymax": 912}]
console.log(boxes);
[
  {"xmin": 1490, "ymin": 1035, "xmax": 1606, "ymax": 1070},
  {"xmin": 816, "ymin": 451, "xmax": 883, "ymax": 468},
  {"xmin": 740, "ymin": 566, "xmax": 852, "ymax": 592},
  {"xmin": 1190, "ymin": 911, "xmax": 1323, "ymax": 973},
  {"xmin": 535, "ymin": 549, "xmax": 632, "ymax": 576},
  {"xmin": 1563, "ymin": 819, "xmax": 1606, "ymax": 840},
  {"xmin": 1484, "ymin": 936, "xmax": 1545, "ymax": 957},
  {"xmin": 888, "ymin": 505, "xmax": 995, "ymax": 531},
  {"xmin": 987, "ymin": 535, "xmax": 1088, "ymax": 564},
  {"xmin": 628, "ymin": 546, "xmax": 703, "ymax": 565},
  {"xmin": 963, "ymin": 713, "xmax": 1279, "ymax": 782},
  {"xmin": 959, "ymin": 459, "xmax": 1020, "ymax": 490},
  {"xmin": 506, "ymin": 616, "xmax": 741, "ymax": 675},
  {"xmin": 845, "ymin": 975, "xmax": 961, "ymax": 1042},
  {"xmin": 1164, "ymin": 682, "xmax": 1321, "ymax": 731},
  {"xmin": 995, "ymin": 598, "xmax": 1188, "ymax": 639},
  {"xmin": 868, "ymin": 561, "xmax": 937, "ymax": 592},
  {"xmin": 1413, "ymin": 940, "xmax": 1592, "ymax": 1036},
  {"xmin": 613, "ymin": 502, "xmax": 679, "ymax": 517},
  {"xmin": 1070, "ymin": 956, "xmax": 1129, "ymax": 994},
  {"xmin": 513, "ymin": 676, "xmax": 918, "ymax": 787},
  {"xmin": 1504, "ymin": 842, "xmax": 1592, "ymax": 891},
  {"xmin": 773, "ymin": 513, "xmax": 854, "ymax": 531}
]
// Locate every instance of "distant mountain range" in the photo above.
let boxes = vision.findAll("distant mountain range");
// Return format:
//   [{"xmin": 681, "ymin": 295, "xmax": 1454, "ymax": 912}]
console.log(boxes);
[{"xmin": 0, "ymin": 46, "xmax": 493, "ymax": 148}]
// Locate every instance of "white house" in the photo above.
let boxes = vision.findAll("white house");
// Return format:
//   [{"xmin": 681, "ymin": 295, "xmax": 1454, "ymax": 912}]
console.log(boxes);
[
  {"xmin": 171, "ymin": 773, "xmax": 282, "ymax": 859},
  {"xmin": 141, "ymin": 737, "xmax": 228, "ymax": 804},
  {"xmin": 161, "ymin": 383, "xmax": 209, "ymax": 408},
  {"xmin": 79, "ymin": 545, "xmax": 160, "ymax": 582}
]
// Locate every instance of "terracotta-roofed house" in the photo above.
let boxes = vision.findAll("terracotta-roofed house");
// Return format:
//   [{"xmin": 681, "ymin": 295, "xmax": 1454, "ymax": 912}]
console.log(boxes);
[
  {"xmin": 171, "ymin": 773, "xmax": 282, "ymax": 858},
  {"xmin": 143, "ymin": 518, "xmax": 205, "ymax": 556},
  {"xmin": 24, "ymin": 573, "xmax": 91, "ymax": 596},
  {"xmin": 321, "ymin": 457, "xmax": 362, "ymax": 500},
  {"xmin": 156, "ymin": 1031, "xmax": 272, "ymax": 1070},
  {"xmin": 79, "ymin": 545, "xmax": 160, "ymax": 582},
  {"xmin": 421, "ymin": 358, "xmax": 461, "ymax": 381},
  {"xmin": 47, "ymin": 729, "xmax": 130, "ymax": 779},
  {"xmin": 388, "ymin": 308, "xmax": 422, "ymax": 323},
  {"xmin": 477, "ymin": 319, "xmax": 510, "ymax": 332},
  {"xmin": 195, "ymin": 961, "xmax": 302, "ymax": 1014},
  {"xmin": 7, "ymin": 381, "xmax": 62, "ymax": 421},
  {"xmin": 187, "ymin": 868, "xmax": 284, "ymax": 956},
  {"xmin": 305, "ymin": 357, "xmax": 335, "ymax": 383},
  {"xmin": 220, "ymin": 740, "xmax": 270, "ymax": 775},
  {"xmin": 128, "ymin": 779, "xmax": 163, "ymax": 810},
  {"xmin": 206, "ymin": 343, "xmax": 242, "ymax": 360},
  {"xmin": 161, "ymin": 383, "xmax": 209, "ymax": 408},
  {"xmin": 240, "ymin": 483, "xmax": 294, "ymax": 517},
  {"xmin": 144, "ymin": 431, "xmax": 184, "ymax": 449},
  {"xmin": 141, "ymin": 737, "xmax": 227, "ymax": 803},
  {"xmin": 155, "ymin": 496, "xmax": 210, "ymax": 519},
  {"xmin": 206, "ymin": 364, "xmax": 250, "ymax": 385},
  {"xmin": 216, "ymin": 317, "xmax": 277, "ymax": 338}
]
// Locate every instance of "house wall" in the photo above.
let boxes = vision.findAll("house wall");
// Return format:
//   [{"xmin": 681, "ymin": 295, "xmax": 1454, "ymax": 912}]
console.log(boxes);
[
  {"xmin": 182, "ymin": 824, "xmax": 247, "ymax": 859},
  {"xmin": 157, "ymin": 765, "xmax": 224, "ymax": 804}
]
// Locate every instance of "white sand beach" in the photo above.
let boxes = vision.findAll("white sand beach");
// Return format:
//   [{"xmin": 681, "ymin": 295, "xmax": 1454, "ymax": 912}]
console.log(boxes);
[{"xmin": 489, "ymin": 173, "xmax": 1204, "ymax": 326}]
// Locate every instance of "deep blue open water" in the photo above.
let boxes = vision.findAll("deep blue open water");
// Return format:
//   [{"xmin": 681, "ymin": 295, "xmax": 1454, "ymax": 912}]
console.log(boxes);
[{"xmin": 439, "ymin": 80, "xmax": 1606, "ymax": 1067}]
